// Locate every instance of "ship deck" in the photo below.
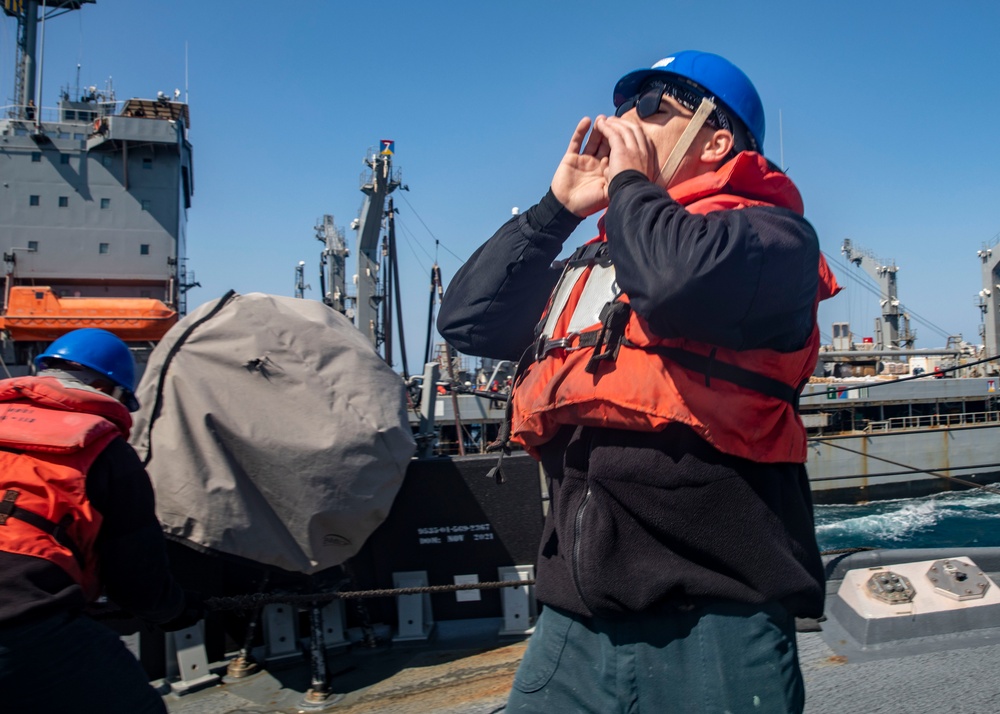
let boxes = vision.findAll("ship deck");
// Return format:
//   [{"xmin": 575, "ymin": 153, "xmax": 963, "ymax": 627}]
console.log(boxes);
[{"xmin": 161, "ymin": 548, "xmax": 1000, "ymax": 714}]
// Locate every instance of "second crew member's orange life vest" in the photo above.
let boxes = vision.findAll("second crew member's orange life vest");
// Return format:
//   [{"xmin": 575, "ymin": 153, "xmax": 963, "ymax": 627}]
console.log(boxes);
[
  {"xmin": 0, "ymin": 376, "xmax": 132, "ymax": 600},
  {"xmin": 510, "ymin": 152, "xmax": 840, "ymax": 464}
]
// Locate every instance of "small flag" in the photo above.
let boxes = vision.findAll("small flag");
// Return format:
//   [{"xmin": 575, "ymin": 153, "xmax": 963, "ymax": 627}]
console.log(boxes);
[{"xmin": 380, "ymin": 140, "xmax": 394, "ymax": 155}]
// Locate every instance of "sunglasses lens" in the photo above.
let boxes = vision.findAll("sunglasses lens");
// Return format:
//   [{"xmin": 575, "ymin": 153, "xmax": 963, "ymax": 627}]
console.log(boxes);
[
  {"xmin": 615, "ymin": 98, "xmax": 636, "ymax": 118},
  {"xmin": 636, "ymin": 87, "xmax": 665, "ymax": 119}
]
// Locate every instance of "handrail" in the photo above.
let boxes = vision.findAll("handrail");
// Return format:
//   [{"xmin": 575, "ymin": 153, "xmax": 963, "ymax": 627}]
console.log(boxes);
[
  {"xmin": 2, "ymin": 101, "xmax": 120, "ymax": 124},
  {"xmin": 864, "ymin": 410, "xmax": 1000, "ymax": 434}
]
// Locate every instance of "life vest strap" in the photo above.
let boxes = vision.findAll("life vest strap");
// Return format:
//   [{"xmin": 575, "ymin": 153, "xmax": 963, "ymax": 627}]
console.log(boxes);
[
  {"xmin": 641, "ymin": 344, "xmax": 801, "ymax": 409},
  {"xmin": 0, "ymin": 488, "xmax": 86, "ymax": 569},
  {"xmin": 553, "ymin": 241, "xmax": 611, "ymax": 271},
  {"xmin": 533, "ymin": 305, "xmax": 801, "ymax": 409}
]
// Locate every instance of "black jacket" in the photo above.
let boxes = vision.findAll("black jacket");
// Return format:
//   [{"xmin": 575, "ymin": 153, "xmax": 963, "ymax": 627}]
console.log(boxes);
[{"xmin": 437, "ymin": 169, "xmax": 825, "ymax": 618}]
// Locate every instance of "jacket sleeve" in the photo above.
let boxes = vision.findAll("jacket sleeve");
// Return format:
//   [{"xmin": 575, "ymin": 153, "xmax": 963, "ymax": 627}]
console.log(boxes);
[
  {"xmin": 437, "ymin": 190, "xmax": 583, "ymax": 360},
  {"xmin": 605, "ymin": 171, "xmax": 819, "ymax": 352},
  {"xmin": 87, "ymin": 438, "xmax": 185, "ymax": 624}
]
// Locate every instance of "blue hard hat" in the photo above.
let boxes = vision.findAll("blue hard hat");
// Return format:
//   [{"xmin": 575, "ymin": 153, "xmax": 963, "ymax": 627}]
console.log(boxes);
[
  {"xmin": 613, "ymin": 50, "xmax": 765, "ymax": 152},
  {"xmin": 35, "ymin": 328, "xmax": 139, "ymax": 410}
]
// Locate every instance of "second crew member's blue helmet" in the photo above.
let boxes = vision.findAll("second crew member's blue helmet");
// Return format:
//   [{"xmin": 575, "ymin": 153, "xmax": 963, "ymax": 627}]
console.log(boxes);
[
  {"xmin": 35, "ymin": 328, "xmax": 139, "ymax": 410},
  {"xmin": 613, "ymin": 50, "xmax": 765, "ymax": 153}
]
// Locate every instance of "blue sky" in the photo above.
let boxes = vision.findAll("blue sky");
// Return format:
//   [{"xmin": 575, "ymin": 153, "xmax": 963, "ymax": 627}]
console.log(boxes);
[{"xmin": 4, "ymin": 1, "xmax": 1000, "ymax": 369}]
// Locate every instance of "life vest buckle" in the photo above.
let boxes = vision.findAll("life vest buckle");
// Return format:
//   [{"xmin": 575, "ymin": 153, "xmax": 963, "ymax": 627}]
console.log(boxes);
[
  {"xmin": 0, "ymin": 489, "xmax": 19, "ymax": 525},
  {"xmin": 534, "ymin": 332, "xmax": 581, "ymax": 361},
  {"xmin": 585, "ymin": 301, "xmax": 632, "ymax": 374}
]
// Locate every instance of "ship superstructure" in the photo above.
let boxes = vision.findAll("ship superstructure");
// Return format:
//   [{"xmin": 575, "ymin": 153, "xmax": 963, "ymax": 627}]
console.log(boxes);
[{"xmin": 0, "ymin": 0, "xmax": 193, "ymax": 366}]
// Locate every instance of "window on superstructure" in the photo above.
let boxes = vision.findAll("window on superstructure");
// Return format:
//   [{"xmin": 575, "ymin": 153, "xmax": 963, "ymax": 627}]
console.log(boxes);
[
  {"xmin": 99, "ymin": 243, "xmax": 109, "ymax": 254},
  {"xmin": 141, "ymin": 199, "xmax": 151, "ymax": 211},
  {"xmin": 58, "ymin": 196, "xmax": 68, "ymax": 208},
  {"xmin": 140, "ymin": 244, "xmax": 150, "ymax": 255},
  {"xmin": 31, "ymin": 152, "xmax": 41, "ymax": 162},
  {"xmin": 100, "ymin": 198, "xmax": 110, "ymax": 209},
  {"xmin": 60, "ymin": 154, "xmax": 70, "ymax": 165},
  {"xmin": 142, "ymin": 158, "xmax": 153, "ymax": 170},
  {"xmin": 101, "ymin": 155, "xmax": 113, "ymax": 168},
  {"xmin": 29, "ymin": 195, "xmax": 39, "ymax": 206},
  {"xmin": 27, "ymin": 241, "xmax": 38, "ymax": 252}
]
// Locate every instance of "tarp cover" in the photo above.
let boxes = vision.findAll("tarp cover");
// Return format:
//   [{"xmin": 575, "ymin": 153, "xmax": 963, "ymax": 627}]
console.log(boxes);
[{"xmin": 130, "ymin": 292, "xmax": 416, "ymax": 574}]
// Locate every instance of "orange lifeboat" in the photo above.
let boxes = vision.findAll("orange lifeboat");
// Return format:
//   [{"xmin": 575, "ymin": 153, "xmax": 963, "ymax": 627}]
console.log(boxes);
[{"xmin": 0, "ymin": 286, "xmax": 178, "ymax": 342}]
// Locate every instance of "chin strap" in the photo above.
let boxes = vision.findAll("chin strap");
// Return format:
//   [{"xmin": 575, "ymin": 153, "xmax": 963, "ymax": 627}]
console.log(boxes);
[{"xmin": 654, "ymin": 96, "xmax": 717, "ymax": 186}]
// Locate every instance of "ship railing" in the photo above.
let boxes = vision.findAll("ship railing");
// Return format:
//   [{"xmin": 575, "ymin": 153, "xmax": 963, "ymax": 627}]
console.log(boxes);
[
  {"xmin": 865, "ymin": 409, "xmax": 1000, "ymax": 433},
  {"xmin": 2, "ymin": 101, "xmax": 122, "ymax": 126}
]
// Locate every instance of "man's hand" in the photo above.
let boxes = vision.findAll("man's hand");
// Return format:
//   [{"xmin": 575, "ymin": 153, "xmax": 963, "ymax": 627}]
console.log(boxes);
[
  {"xmin": 551, "ymin": 117, "xmax": 611, "ymax": 218},
  {"xmin": 594, "ymin": 115, "xmax": 657, "ymax": 184}
]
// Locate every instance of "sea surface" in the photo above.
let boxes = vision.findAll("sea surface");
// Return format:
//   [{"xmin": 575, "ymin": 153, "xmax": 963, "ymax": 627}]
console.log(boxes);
[{"xmin": 814, "ymin": 490, "xmax": 1000, "ymax": 552}]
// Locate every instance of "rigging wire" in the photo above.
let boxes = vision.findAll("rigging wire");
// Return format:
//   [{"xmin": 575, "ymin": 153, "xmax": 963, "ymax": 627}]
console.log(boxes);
[
  {"xmin": 822, "ymin": 249, "xmax": 955, "ymax": 342},
  {"xmin": 397, "ymin": 192, "xmax": 466, "ymax": 263},
  {"xmin": 394, "ymin": 218, "xmax": 432, "ymax": 272}
]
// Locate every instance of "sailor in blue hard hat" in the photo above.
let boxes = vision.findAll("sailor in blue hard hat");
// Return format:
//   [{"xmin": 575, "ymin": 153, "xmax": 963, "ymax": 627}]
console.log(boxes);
[
  {"xmin": 0, "ymin": 326, "xmax": 202, "ymax": 713},
  {"xmin": 553, "ymin": 49, "xmax": 765, "ymax": 213},
  {"xmin": 439, "ymin": 49, "xmax": 833, "ymax": 714},
  {"xmin": 35, "ymin": 327, "xmax": 140, "ymax": 411}
]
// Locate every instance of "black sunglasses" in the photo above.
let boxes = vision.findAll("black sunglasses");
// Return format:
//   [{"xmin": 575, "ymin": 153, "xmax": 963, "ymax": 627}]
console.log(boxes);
[{"xmin": 614, "ymin": 85, "xmax": 672, "ymax": 119}]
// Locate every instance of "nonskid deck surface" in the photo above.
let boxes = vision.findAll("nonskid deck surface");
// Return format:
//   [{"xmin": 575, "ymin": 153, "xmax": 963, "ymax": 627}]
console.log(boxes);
[
  {"xmin": 165, "ymin": 635, "xmax": 525, "ymax": 714},
  {"xmin": 164, "ymin": 629, "xmax": 1000, "ymax": 714},
  {"xmin": 799, "ymin": 631, "xmax": 1000, "ymax": 713},
  {"xmin": 165, "ymin": 549, "xmax": 1000, "ymax": 714}
]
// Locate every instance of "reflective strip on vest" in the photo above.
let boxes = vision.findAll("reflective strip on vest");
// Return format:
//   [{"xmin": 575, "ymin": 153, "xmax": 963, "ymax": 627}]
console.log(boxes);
[{"xmin": 567, "ymin": 264, "xmax": 618, "ymax": 335}]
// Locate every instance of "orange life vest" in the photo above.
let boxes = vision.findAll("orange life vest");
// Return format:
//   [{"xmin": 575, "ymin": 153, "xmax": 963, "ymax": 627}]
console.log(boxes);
[
  {"xmin": 509, "ymin": 152, "xmax": 840, "ymax": 464},
  {"xmin": 0, "ymin": 376, "xmax": 132, "ymax": 600}
]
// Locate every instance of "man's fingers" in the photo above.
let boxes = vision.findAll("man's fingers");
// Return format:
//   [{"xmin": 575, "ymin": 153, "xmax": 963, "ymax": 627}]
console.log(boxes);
[
  {"xmin": 597, "ymin": 116, "xmax": 637, "ymax": 152},
  {"xmin": 566, "ymin": 117, "xmax": 593, "ymax": 155},
  {"xmin": 581, "ymin": 116, "xmax": 607, "ymax": 157}
]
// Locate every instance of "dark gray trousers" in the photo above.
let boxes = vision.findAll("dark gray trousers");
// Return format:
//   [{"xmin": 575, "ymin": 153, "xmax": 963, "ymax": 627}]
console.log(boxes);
[{"xmin": 507, "ymin": 601, "xmax": 804, "ymax": 713}]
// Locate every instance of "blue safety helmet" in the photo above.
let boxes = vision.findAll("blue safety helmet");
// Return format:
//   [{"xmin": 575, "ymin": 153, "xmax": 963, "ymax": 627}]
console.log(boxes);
[
  {"xmin": 613, "ymin": 50, "xmax": 765, "ymax": 152},
  {"xmin": 34, "ymin": 328, "xmax": 139, "ymax": 411}
]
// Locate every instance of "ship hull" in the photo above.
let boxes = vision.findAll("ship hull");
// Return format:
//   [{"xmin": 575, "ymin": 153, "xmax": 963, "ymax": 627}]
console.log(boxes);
[{"xmin": 808, "ymin": 421, "xmax": 1000, "ymax": 504}]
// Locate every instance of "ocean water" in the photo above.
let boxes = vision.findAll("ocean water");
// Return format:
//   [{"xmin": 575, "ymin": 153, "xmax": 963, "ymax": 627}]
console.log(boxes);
[{"xmin": 814, "ymin": 490, "xmax": 1000, "ymax": 552}]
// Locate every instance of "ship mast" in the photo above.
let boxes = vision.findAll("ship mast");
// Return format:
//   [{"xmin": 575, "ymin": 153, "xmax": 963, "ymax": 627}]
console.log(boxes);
[
  {"xmin": 842, "ymin": 238, "xmax": 916, "ymax": 350},
  {"xmin": 4, "ymin": 0, "xmax": 94, "ymax": 119},
  {"xmin": 317, "ymin": 215, "xmax": 348, "ymax": 314},
  {"xmin": 977, "ymin": 235, "xmax": 1000, "ymax": 357},
  {"xmin": 352, "ymin": 142, "xmax": 403, "ymax": 356}
]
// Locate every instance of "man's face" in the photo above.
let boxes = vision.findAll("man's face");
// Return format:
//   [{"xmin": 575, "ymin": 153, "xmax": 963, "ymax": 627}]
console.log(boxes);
[{"xmin": 617, "ymin": 91, "xmax": 716, "ymax": 187}]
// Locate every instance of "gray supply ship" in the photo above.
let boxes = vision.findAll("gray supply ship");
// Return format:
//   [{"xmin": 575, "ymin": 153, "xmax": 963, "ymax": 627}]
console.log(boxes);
[
  {"xmin": 800, "ymin": 238, "xmax": 1000, "ymax": 504},
  {"xmin": 0, "ymin": 0, "xmax": 194, "ymax": 372}
]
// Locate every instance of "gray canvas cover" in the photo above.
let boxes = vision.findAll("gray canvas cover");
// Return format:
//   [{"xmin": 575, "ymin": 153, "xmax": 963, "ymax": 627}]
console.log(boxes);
[{"xmin": 130, "ymin": 291, "xmax": 415, "ymax": 574}]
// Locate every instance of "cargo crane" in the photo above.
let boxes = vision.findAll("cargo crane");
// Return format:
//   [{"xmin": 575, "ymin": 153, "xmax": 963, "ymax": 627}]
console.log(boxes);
[
  {"xmin": 842, "ymin": 238, "xmax": 916, "ymax": 350},
  {"xmin": 352, "ymin": 143, "xmax": 404, "ymax": 355},
  {"xmin": 977, "ymin": 233, "xmax": 1000, "ymax": 358}
]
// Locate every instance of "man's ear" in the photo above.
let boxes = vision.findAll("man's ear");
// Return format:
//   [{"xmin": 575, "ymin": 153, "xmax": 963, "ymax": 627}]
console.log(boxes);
[{"xmin": 699, "ymin": 129, "xmax": 734, "ymax": 164}]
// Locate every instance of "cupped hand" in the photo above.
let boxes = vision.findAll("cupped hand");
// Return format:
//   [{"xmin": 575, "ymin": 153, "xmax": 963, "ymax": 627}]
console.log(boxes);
[
  {"xmin": 594, "ymin": 115, "xmax": 656, "ymax": 183},
  {"xmin": 551, "ymin": 117, "xmax": 611, "ymax": 218}
]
